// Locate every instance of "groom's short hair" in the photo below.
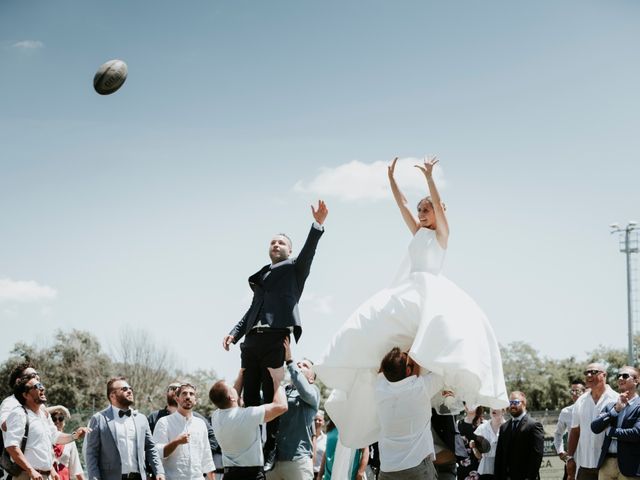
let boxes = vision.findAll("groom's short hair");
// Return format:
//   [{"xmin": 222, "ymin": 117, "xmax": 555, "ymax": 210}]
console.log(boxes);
[
  {"xmin": 379, "ymin": 347, "xmax": 408, "ymax": 383},
  {"xmin": 275, "ymin": 233, "xmax": 292, "ymax": 250}
]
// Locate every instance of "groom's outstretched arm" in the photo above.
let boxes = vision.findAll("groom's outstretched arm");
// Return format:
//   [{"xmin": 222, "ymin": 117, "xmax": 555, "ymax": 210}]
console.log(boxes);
[{"xmin": 294, "ymin": 200, "xmax": 328, "ymax": 285}]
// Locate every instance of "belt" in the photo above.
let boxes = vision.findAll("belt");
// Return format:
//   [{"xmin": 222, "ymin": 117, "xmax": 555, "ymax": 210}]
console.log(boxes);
[
  {"xmin": 249, "ymin": 327, "xmax": 290, "ymax": 335},
  {"xmin": 606, "ymin": 453, "xmax": 618, "ymax": 458},
  {"xmin": 36, "ymin": 471, "xmax": 51, "ymax": 476},
  {"xmin": 223, "ymin": 466, "xmax": 264, "ymax": 473},
  {"xmin": 122, "ymin": 473, "xmax": 142, "ymax": 480}
]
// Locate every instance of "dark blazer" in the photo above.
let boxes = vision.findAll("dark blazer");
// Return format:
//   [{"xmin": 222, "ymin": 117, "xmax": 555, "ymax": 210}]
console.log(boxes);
[
  {"xmin": 229, "ymin": 224, "xmax": 324, "ymax": 343},
  {"xmin": 85, "ymin": 406, "xmax": 164, "ymax": 480},
  {"xmin": 591, "ymin": 399, "xmax": 640, "ymax": 477},
  {"xmin": 494, "ymin": 413, "xmax": 544, "ymax": 480},
  {"xmin": 431, "ymin": 409, "xmax": 468, "ymax": 462}
]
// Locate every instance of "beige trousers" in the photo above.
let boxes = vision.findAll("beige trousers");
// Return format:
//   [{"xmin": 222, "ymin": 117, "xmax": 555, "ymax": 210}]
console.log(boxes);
[
  {"xmin": 598, "ymin": 457, "xmax": 636, "ymax": 480},
  {"xmin": 266, "ymin": 457, "xmax": 314, "ymax": 480}
]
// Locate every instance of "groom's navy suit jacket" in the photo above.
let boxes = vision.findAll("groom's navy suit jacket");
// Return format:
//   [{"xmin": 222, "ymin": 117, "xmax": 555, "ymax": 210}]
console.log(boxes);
[
  {"xmin": 229, "ymin": 224, "xmax": 324, "ymax": 343},
  {"xmin": 591, "ymin": 399, "xmax": 640, "ymax": 477}
]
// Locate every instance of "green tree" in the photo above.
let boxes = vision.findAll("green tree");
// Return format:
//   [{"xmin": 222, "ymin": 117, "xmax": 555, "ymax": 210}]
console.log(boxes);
[{"xmin": 0, "ymin": 330, "xmax": 113, "ymax": 413}]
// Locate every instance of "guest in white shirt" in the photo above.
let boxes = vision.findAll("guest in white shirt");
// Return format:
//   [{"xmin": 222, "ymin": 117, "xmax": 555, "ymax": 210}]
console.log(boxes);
[
  {"xmin": 374, "ymin": 347, "xmax": 443, "ymax": 480},
  {"xmin": 153, "ymin": 383, "xmax": 215, "ymax": 480},
  {"xmin": 566, "ymin": 364, "xmax": 619, "ymax": 480},
  {"xmin": 555, "ymin": 381, "xmax": 586, "ymax": 461},
  {"xmin": 473, "ymin": 408, "xmax": 505, "ymax": 478},
  {"xmin": 5, "ymin": 374, "xmax": 88, "ymax": 480},
  {"xmin": 209, "ymin": 367, "xmax": 288, "ymax": 480}
]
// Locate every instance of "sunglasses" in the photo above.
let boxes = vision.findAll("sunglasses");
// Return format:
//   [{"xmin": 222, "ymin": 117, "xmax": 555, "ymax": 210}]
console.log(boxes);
[
  {"xmin": 570, "ymin": 389, "xmax": 584, "ymax": 395},
  {"xmin": 584, "ymin": 370, "xmax": 603, "ymax": 376},
  {"xmin": 618, "ymin": 373, "xmax": 635, "ymax": 380},
  {"xmin": 119, "ymin": 385, "xmax": 133, "ymax": 393},
  {"xmin": 509, "ymin": 399, "xmax": 521, "ymax": 406},
  {"xmin": 167, "ymin": 385, "xmax": 180, "ymax": 392},
  {"xmin": 51, "ymin": 415, "xmax": 65, "ymax": 422},
  {"xmin": 28, "ymin": 382, "xmax": 45, "ymax": 391}
]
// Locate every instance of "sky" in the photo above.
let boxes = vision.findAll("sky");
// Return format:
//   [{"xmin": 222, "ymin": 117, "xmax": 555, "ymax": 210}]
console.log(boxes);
[{"xmin": 1, "ymin": 0, "xmax": 639, "ymax": 386}]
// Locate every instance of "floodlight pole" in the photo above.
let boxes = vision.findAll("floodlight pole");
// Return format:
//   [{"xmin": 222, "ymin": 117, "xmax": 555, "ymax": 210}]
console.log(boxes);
[{"xmin": 611, "ymin": 222, "xmax": 639, "ymax": 366}]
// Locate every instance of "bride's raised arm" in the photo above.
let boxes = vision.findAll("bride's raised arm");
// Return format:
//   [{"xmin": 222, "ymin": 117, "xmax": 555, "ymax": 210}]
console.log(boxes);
[
  {"xmin": 388, "ymin": 157, "xmax": 420, "ymax": 234},
  {"xmin": 416, "ymin": 156, "xmax": 449, "ymax": 248}
]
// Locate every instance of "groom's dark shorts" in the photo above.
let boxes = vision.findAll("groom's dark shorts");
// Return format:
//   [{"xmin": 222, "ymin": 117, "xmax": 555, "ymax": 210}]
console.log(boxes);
[{"xmin": 240, "ymin": 328, "xmax": 289, "ymax": 369}]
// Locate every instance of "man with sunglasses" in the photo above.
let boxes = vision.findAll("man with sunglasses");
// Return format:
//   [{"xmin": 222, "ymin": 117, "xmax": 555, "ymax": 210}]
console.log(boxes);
[
  {"xmin": 590, "ymin": 366, "xmax": 640, "ymax": 479},
  {"xmin": 85, "ymin": 377, "xmax": 165, "ymax": 480},
  {"xmin": 494, "ymin": 391, "xmax": 544, "ymax": 480},
  {"xmin": 5, "ymin": 374, "xmax": 88, "ymax": 480},
  {"xmin": 566, "ymin": 364, "xmax": 618, "ymax": 480},
  {"xmin": 555, "ymin": 381, "xmax": 587, "ymax": 479},
  {"xmin": 1, "ymin": 361, "xmax": 40, "ymax": 429},
  {"xmin": 153, "ymin": 384, "xmax": 216, "ymax": 480}
]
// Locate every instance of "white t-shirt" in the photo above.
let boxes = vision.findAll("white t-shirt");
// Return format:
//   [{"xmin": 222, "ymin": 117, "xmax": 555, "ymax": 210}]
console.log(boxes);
[
  {"xmin": 571, "ymin": 386, "xmax": 618, "ymax": 469},
  {"xmin": 211, "ymin": 406, "xmax": 265, "ymax": 467},
  {"xmin": 375, "ymin": 372, "xmax": 443, "ymax": 473}
]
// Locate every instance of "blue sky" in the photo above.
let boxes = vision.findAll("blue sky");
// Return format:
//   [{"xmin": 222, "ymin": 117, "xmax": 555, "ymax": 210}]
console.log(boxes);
[{"xmin": 1, "ymin": 0, "xmax": 639, "ymax": 386}]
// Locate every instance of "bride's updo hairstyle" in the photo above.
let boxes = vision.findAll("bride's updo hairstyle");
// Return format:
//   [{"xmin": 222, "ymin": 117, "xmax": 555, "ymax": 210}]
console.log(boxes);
[
  {"xmin": 417, "ymin": 196, "xmax": 446, "ymax": 211},
  {"xmin": 379, "ymin": 347, "xmax": 408, "ymax": 383}
]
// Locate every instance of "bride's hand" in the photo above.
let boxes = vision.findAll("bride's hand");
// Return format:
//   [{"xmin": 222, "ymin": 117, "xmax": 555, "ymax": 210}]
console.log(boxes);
[
  {"xmin": 387, "ymin": 157, "xmax": 399, "ymax": 182},
  {"xmin": 415, "ymin": 155, "xmax": 438, "ymax": 178}
]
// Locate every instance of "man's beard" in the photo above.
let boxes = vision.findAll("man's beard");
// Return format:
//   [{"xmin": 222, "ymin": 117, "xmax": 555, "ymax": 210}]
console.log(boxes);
[{"xmin": 167, "ymin": 396, "xmax": 178, "ymax": 408}]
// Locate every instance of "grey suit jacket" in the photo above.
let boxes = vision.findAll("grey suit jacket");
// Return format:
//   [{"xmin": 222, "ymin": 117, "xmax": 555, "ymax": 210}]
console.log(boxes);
[{"xmin": 85, "ymin": 406, "xmax": 164, "ymax": 480}]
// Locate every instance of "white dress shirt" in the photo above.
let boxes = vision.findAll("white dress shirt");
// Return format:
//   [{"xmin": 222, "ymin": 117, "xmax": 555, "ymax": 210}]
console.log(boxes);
[
  {"xmin": 5, "ymin": 406, "xmax": 62, "ymax": 470},
  {"xmin": 375, "ymin": 372, "xmax": 443, "ymax": 473},
  {"xmin": 554, "ymin": 404, "xmax": 574, "ymax": 454},
  {"xmin": 571, "ymin": 386, "xmax": 619, "ymax": 469},
  {"xmin": 111, "ymin": 406, "xmax": 139, "ymax": 474},
  {"xmin": 153, "ymin": 411, "xmax": 215, "ymax": 480}
]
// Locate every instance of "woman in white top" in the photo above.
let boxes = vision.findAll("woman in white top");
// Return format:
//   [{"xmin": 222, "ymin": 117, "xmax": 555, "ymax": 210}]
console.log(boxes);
[
  {"xmin": 47, "ymin": 405, "xmax": 84, "ymax": 480},
  {"xmin": 472, "ymin": 408, "xmax": 506, "ymax": 479},
  {"xmin": 315, "ymin": 157, "xmax": 508, "ymax": 448}
]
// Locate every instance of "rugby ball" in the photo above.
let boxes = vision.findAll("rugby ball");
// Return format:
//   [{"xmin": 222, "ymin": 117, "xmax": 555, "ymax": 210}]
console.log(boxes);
[{"xmin": 93, "ymin": 59, "xmax": 128, "ymax": 95}]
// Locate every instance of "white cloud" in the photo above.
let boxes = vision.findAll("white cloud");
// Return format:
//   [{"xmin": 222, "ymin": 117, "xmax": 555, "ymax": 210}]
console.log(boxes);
[
  {"xmin": 12, "ymin": 40, "xmax": 44, "ymax": 50},
  {"xmin": 293, "ymin": 157, "xmax": 446, "ymax": 202},
  {"xmin": 300, "ymin": 292, "xmax": 333, "ymax": 315},
  {"xmin": 0, "ymin": 278, "xmax": 57, "ymax": 303}
]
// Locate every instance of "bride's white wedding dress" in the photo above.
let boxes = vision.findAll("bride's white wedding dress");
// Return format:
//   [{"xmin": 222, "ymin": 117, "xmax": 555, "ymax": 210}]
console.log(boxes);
[{"xmin": 314, "ymin": 228, "xmax": 508, "ymax": 448}]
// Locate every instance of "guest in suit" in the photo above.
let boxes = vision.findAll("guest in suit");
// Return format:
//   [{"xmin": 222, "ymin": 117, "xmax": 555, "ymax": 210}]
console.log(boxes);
[
  {"xmin": 222, "ymin": 200, "xmax": 328, "ymax": 468},
  {"xmin": 591, "ymin": 366, "xmax": 640, "ymax": 480},
  {"xmin": 85, "ymin": 376, "xmax": 165, "ymax": 480},
  {"xmin": 494, "ymin": 391, "xmax": 544, "ymax": 480}
]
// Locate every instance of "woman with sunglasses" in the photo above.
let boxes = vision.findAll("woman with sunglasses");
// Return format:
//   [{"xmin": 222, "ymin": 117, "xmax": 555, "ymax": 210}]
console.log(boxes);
[
  {"xmin": 47, "ymin": 406, "xmax": 84, "ymax": 480},
  {"xmin": 315, "ymin": 156, "xmax": 509, "ymax": 448}
]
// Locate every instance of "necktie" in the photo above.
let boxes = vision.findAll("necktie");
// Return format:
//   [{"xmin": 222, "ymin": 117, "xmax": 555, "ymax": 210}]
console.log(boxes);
[
  {"xmin": 512, "ymin": 419, "xmax": 520, "ymax": 432},
  {"xmin": 119, "ymin": 409, "xmax": 132, "ymax": 418}
]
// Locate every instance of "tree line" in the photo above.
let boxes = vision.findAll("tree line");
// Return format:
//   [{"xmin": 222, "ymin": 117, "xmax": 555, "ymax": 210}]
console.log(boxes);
[{"xmin": 1, "ymin": 328, "xmax": 637, "ymax": 428}]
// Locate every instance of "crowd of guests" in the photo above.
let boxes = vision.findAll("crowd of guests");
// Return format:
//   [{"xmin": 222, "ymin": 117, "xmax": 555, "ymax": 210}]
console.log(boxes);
[{"xmin": 1, "ymin": 358, "xmax": 639, "ymax": 480}]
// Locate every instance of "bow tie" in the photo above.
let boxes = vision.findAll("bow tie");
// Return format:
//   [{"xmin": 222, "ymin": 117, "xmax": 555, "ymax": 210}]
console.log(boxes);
[{"xmin": 119, "ymin": 409, "xmax": 132, "ymax": 418}]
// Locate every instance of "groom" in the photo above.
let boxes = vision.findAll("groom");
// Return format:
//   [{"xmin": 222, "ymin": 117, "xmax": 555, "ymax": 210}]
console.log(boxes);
[{"xmin": 222, "ymin": 200, "xmax": 328, "ymax": 469}]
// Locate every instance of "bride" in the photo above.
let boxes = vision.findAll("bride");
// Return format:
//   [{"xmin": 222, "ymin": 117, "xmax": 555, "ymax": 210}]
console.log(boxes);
[{"xmin": 314, "ymin": 156, "xmax": 508, "ymax": 448}]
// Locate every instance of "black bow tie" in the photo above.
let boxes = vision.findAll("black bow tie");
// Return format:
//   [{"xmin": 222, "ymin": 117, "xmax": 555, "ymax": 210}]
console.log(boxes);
[{"xmin": 119, "ymin": 409, "xmax": 132, "ymax": 418}]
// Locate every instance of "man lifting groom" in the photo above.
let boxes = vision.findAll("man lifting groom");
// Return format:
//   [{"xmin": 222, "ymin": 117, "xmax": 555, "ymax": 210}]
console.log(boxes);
[{"xmin": 221, "ymin": 199, "xmax": 328, "ymax": 469}]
